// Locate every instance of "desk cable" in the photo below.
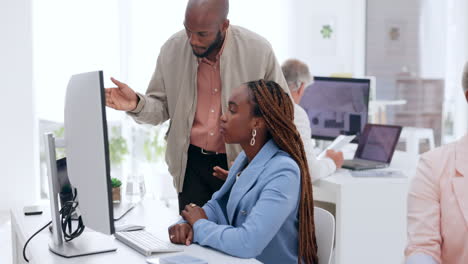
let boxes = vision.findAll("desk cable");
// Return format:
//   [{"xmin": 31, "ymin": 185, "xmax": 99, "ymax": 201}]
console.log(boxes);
[
  {"xmin": 23, "ymin": 189, "xmax": 85, "ymax": 262},
  {"xmin": 22, "ymin": 220, "xmax": 52, "ymax": 263}
]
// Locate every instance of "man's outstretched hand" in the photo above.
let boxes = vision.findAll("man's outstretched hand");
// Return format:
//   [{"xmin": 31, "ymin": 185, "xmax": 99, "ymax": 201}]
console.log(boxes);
[{"xmin": 105, "ymin": 77, "xmax": 139, "ymax": 111}]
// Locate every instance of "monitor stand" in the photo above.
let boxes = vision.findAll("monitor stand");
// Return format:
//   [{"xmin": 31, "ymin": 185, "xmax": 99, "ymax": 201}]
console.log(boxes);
[
  {"xmin": 44, "ymin": 133, "xmax": 117, "ymax": 258},
  {"xmin": 49, "ymin": 231, "xmax": 116, "ymax": 258}
]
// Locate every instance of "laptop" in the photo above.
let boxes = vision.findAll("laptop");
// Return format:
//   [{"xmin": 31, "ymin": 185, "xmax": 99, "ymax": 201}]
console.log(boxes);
[{"xmin": 342, "ymin": 124, "xmax": 402, "ymax": 170}]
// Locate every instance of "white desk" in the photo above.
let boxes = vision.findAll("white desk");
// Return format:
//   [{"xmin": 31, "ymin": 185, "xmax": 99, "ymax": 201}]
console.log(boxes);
[
  {"xmin": 11, "ymin": 199, "xmax": 261, "ymax": 264},
  {"xmin": 313, "ymin": 151, "xmax": 416, "ymax": 264}
]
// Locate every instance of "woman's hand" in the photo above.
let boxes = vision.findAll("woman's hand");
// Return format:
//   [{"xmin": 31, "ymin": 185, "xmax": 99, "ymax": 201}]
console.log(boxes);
[
  {"xmin": 168, "ymin": 223, "xmax": 193, "ymax": 246},
  {"xmin": 213, "ymin": 166, "xmax": 229, "ymax": 180},
  {"xmin": 181, "ymin": 203, "xmax": 208, "ymax": 226}
]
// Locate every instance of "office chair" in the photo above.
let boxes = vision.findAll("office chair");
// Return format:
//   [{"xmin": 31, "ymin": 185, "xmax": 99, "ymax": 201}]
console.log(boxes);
[{"xmin": 314, "ymin": 207, "xmax": 336, "ymax": 264}]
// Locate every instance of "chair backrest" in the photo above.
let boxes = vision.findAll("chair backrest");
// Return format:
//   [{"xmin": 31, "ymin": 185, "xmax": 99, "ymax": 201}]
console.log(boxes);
[{"xmin": 314, "ymin": 207, "xmax": 335, "ymax": 264}]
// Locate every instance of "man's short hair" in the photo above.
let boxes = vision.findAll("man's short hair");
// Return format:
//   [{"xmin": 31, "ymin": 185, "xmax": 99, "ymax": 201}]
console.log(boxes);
[
  {"xmin": 281, "ymin": 59, "xmax": 312, "ymax": 91},
  {"xmin": 463, "ymin": 61, "xmax": 468, "ymax": 92}
]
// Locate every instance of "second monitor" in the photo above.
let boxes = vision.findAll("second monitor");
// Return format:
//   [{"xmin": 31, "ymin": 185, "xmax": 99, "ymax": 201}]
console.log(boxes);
[{"xmin": 299, "ymin": 76, "xmax": 371, "ymax": 142}]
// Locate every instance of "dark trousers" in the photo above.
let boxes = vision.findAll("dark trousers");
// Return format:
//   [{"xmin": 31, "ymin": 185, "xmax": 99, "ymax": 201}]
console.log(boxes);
[{"xmin": 178, "ymin": 145, "xmax": 228, "ymax": 212}]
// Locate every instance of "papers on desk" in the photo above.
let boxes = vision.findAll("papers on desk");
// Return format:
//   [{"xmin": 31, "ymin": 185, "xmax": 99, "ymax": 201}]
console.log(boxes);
[{"xmin": 318, "ymin": 135, "xmax": 356, "ymax": 159}]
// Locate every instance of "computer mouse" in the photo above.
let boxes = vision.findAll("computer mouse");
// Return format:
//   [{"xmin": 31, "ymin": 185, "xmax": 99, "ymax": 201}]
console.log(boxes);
[{"xmin": 116, "ymin": 224, "xmax": 145, "ymax": 232}]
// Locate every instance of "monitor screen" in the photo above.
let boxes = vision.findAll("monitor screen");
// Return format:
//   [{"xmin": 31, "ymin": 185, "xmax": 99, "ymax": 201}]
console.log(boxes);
[
  {"xmin": 356, "ymin": 124, "xmax": 402, "ymax": 163},
  {"xmin": 299, "ymin": 77, "xmax": 370, "ymax": 142}
]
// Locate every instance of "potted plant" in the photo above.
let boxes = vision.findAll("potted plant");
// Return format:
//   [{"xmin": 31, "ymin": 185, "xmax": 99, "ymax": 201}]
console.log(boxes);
[{"xmin": 111, "ymin": 177, "xmax": 122, "ymax": 203}]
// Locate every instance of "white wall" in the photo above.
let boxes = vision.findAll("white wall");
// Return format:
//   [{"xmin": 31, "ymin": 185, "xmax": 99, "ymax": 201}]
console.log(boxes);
[
  {"xmin": 419, "ymin": 0, "xmax": 447, "ymax": 79},
  {"xmin": 288, "ymin": 0, "xmax": 366, "ymax": 77},
  {"xmin": 366, "ymin": 0, "xmax": 422, "ymax": 100},
  {"xmin": 229, "ymin": 0, "xmax": 292, "ymax": 65},
  {"xmin": 0, "ymin": 0, "xmax": 39, "ymax": 211}
]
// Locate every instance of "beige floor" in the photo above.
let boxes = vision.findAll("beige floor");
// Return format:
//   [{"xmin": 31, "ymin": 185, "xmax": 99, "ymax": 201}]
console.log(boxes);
[{"xmin": 0, "ymin": 211, "xmax": 12, "ymax": 264}]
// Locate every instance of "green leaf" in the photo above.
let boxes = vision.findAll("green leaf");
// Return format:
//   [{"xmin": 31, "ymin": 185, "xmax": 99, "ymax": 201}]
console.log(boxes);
[{"xmin": 111, "ymin": 177, "xmax": 122, "ymax": 188}]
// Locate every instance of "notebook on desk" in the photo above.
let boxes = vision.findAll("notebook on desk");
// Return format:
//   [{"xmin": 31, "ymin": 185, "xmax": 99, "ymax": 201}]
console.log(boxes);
[{"xmin": 342, "ymin": 124, "xmax": 402, "ymax": 170}]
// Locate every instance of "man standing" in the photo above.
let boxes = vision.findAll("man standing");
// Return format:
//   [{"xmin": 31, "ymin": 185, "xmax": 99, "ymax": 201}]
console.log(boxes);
[
  {"xmin": 281, "ymin": 59, "xmax": 344, "ymax": 181},
  {"xmin": 105, "ymin": 0, "xmax": 289, "ymax": 211}
]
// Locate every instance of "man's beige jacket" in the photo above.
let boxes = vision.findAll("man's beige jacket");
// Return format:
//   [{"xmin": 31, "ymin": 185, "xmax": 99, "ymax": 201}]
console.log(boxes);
[{"xmin": 128, "ymin": 25, "xmax": 289, "ymax": 192}]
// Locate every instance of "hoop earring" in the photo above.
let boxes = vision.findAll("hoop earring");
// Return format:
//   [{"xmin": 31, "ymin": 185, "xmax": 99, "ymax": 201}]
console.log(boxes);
[{"xmin": 250, "ymin": 129, "xmax": 257, "ymax": 146}]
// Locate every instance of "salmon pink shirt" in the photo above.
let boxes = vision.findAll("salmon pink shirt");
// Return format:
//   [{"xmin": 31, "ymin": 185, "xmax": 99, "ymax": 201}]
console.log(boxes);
[{"xmin": 190, "ymin": 36, "xmax": 227, "ymax": 153}]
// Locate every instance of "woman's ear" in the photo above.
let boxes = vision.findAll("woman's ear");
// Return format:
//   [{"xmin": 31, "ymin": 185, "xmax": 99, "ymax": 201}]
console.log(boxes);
[{"xmin": 252, "ymin": 117, "xmax": 266, "ymax": 131}]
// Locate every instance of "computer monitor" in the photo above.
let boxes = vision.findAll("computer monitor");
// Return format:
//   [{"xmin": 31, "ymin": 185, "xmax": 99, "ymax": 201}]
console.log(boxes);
[
  {"xmin": 299, "ymin": 76, "xmax": 370, "ymax": 142},
  {"xmin": 45, "ymin": 71, "xmax": 116, "ymax": 258},
  {"xmin": 64, "ymin": 70, "xmax": 114, "ymax": 235}
]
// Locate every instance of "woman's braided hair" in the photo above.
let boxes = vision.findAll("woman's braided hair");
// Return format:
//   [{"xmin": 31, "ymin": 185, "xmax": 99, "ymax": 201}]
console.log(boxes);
[{"xmin": 246, "ymin": 79, "xmax": 318, "ymax": 264}]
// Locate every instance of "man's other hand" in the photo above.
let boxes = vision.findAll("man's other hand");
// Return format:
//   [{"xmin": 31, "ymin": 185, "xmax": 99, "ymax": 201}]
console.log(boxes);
[{"xmin": 213, "ymin": 166, "xmax": 229, "ymax": 180}]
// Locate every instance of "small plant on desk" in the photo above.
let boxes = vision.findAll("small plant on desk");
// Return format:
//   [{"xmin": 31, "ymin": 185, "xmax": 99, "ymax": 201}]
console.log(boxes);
[{"xmin": 111, "ymin": 178, "xmax": 122, "ymax": 203}]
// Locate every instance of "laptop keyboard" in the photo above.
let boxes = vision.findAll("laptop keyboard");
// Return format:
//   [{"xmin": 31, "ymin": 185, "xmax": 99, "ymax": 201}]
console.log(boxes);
[{"xmin": 350, "ymin": 160, "xmax": 371, "ymax": 166}]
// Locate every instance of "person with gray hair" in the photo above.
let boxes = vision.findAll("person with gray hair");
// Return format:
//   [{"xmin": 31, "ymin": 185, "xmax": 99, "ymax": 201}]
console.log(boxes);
[
  {"xmin": 405, "ymin": 61, "xmax": 468, "ymax": 264},
  {"xmin": 282, "ymin": 59, "xmax": 313, "ymax": 103},
  {"xmin": 282, "ymin": 59, "xmax": 344, "ymax": 182}
]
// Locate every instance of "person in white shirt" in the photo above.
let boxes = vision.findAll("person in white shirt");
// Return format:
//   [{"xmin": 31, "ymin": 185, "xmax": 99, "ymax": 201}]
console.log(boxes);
[
  {"xmin": 212, "ymin": 60, "xmax": 344, "ymax": 182},
  {"xmin": 281, "ymin": 59, "xmax": 343, "ymax": 182}
]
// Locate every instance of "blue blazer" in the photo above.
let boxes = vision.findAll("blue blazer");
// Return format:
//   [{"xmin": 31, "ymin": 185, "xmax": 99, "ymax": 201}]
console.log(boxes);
[{"xmin": 192, "ymin": 139, "xmax": 301, "ymax": 264}]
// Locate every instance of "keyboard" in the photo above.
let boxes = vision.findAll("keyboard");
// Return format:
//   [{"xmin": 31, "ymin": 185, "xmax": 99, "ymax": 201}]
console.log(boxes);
[
  {"xmin": 114, "ymin": 230, "xmax": 183, "ymax": 256},
  {"xmin": 351, "ymin": 169, "xmax": 406, "ymax": 178}
]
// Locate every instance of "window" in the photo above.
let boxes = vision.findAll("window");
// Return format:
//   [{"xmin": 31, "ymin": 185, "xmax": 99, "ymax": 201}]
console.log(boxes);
[{"xmin": 33, "ymin": 0, "xmax": 298, "ymax": 200}]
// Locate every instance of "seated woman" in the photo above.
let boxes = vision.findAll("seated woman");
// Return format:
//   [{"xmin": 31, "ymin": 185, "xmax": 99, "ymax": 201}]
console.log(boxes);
[
  {"xmin": 405, "ymin": 62, "xmax": 468, "ymax": 264},
  {"xmin": 169, "ymin": 80, "xmax": 319, "ymax": 264}
]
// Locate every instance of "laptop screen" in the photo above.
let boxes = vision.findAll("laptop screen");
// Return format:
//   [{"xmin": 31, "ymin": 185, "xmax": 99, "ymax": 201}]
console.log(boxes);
[{"xmin": 355, "ymin": 124, "xmax": 402, "ymax": 163}]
